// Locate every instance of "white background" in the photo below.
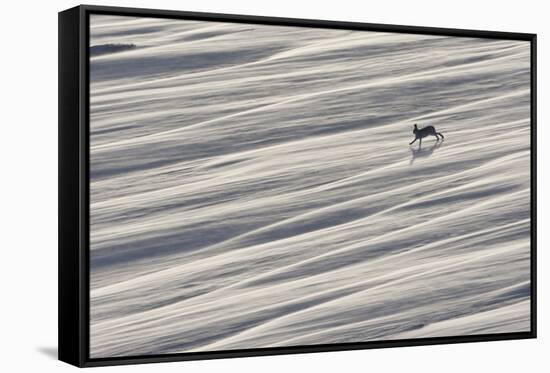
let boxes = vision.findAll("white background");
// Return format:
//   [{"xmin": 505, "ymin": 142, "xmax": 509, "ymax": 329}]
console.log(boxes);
[{"xmin": 0, "ymin": 0, "xmax": 546, "ymax": 371}]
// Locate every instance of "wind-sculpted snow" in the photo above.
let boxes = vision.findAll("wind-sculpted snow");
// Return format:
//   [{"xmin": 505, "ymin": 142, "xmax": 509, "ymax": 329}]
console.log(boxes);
[{"xmin": 89, "ymin": 15, "xmax": 531, "ymax": 357}]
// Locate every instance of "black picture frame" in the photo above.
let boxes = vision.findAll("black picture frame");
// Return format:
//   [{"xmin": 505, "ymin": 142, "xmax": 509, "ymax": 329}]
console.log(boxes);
[{"xmin": 59, "ymin": 4, "xmax": 537, "ymax": 368}]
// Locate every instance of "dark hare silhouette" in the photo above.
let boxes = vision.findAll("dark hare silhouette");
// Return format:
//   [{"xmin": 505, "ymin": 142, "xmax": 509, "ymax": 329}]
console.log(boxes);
[{"xmin": 409, "ymin": 124, "xmax": 444, "ymax": 146}]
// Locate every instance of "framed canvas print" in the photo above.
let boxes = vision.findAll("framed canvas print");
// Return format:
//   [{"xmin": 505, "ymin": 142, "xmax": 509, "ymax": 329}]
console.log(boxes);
[{"xmin": 58, "ymin": 4, "xmax": 537, "ymax": 367}]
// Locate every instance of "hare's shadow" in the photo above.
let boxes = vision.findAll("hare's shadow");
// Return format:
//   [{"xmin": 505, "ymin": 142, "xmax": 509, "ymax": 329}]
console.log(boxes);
[{"xmin": 409, "ymin": 139, "xmax": 443, "ymax": 165}]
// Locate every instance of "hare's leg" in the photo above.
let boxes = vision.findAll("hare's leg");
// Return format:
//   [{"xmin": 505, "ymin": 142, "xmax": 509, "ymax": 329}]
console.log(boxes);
[
  {"xmin": 437, "ymin": 132, "xmax": 444, "ymax": 139},
  {"xmin": 409, "ymin": 138, "xmax": 417, "ymax": 145}
]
